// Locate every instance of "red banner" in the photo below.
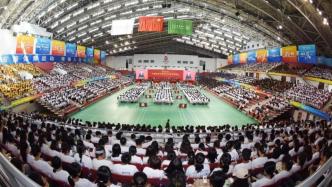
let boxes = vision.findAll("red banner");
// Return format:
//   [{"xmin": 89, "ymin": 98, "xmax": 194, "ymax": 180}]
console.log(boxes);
[
  {"xmin": 147, "ymin": 69, "xmax": 184, "ymax": 81},
  {"xmin": 138, "ymin": 16, "xmax": 164, "ymax": 32},
  {"xmin": 16, "ymin": 35, "xmax": 35, "ymax": 54}
]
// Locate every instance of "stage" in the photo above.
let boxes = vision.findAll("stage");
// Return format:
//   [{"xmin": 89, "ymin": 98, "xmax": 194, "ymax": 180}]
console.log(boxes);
[{"xmin": 71, "ymin": 85, "xmax": 257, "ymax": 127}]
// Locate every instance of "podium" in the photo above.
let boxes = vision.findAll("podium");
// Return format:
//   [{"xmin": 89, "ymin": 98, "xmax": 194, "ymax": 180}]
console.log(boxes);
[{"xmin": 139, "ymin": 102, "xmax": 148, "ymax": 107}]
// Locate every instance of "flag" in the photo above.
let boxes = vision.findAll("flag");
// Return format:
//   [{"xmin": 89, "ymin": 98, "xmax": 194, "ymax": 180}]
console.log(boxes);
[
  {"xmin": 168, "ymin": 19, "xmax": 193, "ymax": 35},
  {"xmin": 138, "ymin": 16, "xmax": 164, "ymax": 32},
  {"xmin": 111, "ymin": 19, "xmax": 135, "ymax": 35}
]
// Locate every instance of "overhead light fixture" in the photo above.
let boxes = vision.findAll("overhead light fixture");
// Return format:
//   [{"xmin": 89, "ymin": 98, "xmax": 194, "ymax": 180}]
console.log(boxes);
[{"xmin": 278, "ymin": 25, "xmax": 283, "ymax": 29}]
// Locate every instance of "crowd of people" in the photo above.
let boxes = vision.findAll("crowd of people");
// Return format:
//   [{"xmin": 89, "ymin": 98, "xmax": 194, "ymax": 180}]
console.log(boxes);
[
  {"xmin": 179, "ymin": 85, "xmax": 210, "ymax": 104},
  {"xmin": 270, "ymin": 64, "xmax": 313, "ymax": 75},
  {"xmin": 0, "ymin": 111, "xmax": 332, "ymax": 187},
  {"xmin": 305, "ymin": 66, "xmax": 332, "ymax": 81},
  {"xmin": 225, "ymin": 63, "xmax": 279, "ymax": 72},
  {"xmin": 153, "ymin": 82, "xmax": 174, "ymax": 104},
  {"xmin": 283, "ymin": 84, "xmax": 331, "ymax": 109},
  {"xmin": 212, "ymin": 84, "xmax": 260, "ymax": 110},
  {"xmin": 117, "ymin": 83, "xmax": 150, "ymax": 103},
  {"xmin": 251, "ymin": 79, "xmax": 294, "ymax": 93}
]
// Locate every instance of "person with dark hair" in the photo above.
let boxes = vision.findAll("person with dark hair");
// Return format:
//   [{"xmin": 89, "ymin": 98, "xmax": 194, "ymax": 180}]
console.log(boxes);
[
  {"xmin": 165, "ymin": 158, "xmax": 184, "ymax": 177},
  {"xmin": 112, "ymin": 152, "xmax": 138, "ymax": 176},
  {"xmin": 162, "ymin": 150, "xmax": 177, "ymax": 168},
  {"xmin": 60, "ymin": 141, "xmax": 75, "ymax": 163},
  {"xmin": 10, "ymin": 157, "xmax": 23, "ymax": 172},
  {"xmin": 143, "ymin": 145, "xmax": 157, "ymax": 164},
  {"xmin": 74, "ymin": 142, "xmax": 93, "ymax": 169},
  {"xmin": 68, "ymin": 162, "xmax": 95, "ymax": 187},
  {"xmin": 51, "ymin": 156, "xmax": 70, "ymax": 182},
  {"xmin": 207, "ymin": 148, "xmax": 218, "ymax": 163},
  {"xmin": 209, "ymin": 170, "xmax": 227, "ymax": 187},
  {"xmin": 143, "ymin": 155, "xmax": 165, "ymax": 179},
  {"xmin": 211, "ymin": 152, "xmax": 233, "ymax": 175},
  {"xmin": 179, "ymin": 137, "xmax": 193, "ymax": 156},
  {"xmin": 132, "ymin": 172, "xmax": 148, "ymax": 187},
  {"xmin": 29, "ymin": 171, "xmax": 49, "ymax": 187},
  {"xmin": 195, "ymin": 143, "xmax": 208, "ymax": 155},
  {"xmin": 129, "ymin": 146, "xmax": 143, "ymax": 164},
  {"xmin": 92, "ymin": 146, "xmax": 113, "ymax": 171},
  {"xmin": 167, "ymin": 170, "xmax": 186, "ymax": 187},
  {"xmin": 96, "ymin": 166, "xmax": 118, "ymax": 187},
  {"xmin": 30, "ymin": 144, "xmax": 53, "ymax": 177},
  {"xmin": 252, "ymin": 161, "xmax": 276, "ymax": 187},
  {"xmin": 110, "ymin": 143, "xmax": 122, "ymax": 162},
  {"xmin": 290, "ymin": 152, "xmax": 306, "ymax": 174},
  {"xmin": 252, "ymin": 144, "xmax": 268, "ymax": 169},
  {"xmin": 233, "ymin": 148, "xmax": 252, "ymax": 173},
  {"xmin": 135, "ymin": 138, "xmax": 146, "ymax": 156},
  {"xmin": 273, "ymin": 154, "xmax": 293, "ymax": 183},
  {"xmin": 185, "ymin": 153, "xmax": 210, "ymax": 178}
]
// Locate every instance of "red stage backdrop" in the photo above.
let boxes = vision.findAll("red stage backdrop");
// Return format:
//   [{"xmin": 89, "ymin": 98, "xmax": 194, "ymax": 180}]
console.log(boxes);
[{"xmin": 148, "ymin": 69, "xmax": 184, "ymax": 80}]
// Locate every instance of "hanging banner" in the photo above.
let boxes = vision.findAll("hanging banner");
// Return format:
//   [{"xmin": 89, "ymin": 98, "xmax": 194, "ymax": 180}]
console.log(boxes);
[
  {"xmin": 240, "ymin": 53, "xmax": 247, "ymax": 64},
  {"xmin": 51, "ymin": 40, "xmax": 65, "ymax": 56},
  {"xmin": 35, "ymin": 37, "xmax": 51, "ymax": 55},
  {"xmin": 268, "ymin": 48, "xmax": 281, "ymax": 63},
  {"xmin": 282, "ymin": 45, "xmax": 297, "ymax": 63},
  {"xmin": 298, "ymin": 44, "xmax": 317, "ymax": 64},
  {"xmin": 101, "ymin": 51, "xmax": 106, "ymax": 63},
  {"xmin": 233, "ymin": 54, "xmax": 240, "ymax": 64},
  {"xmin": 86, "ymin": 47, "xmax": 94, "ymax": 59},
  {"xmin": 94, "ymin": 49, "xmax": 101, "ymax": 64},
  {"xmin": 16, "ymin": 34, "xmax": 35, "ymax": 54},
  {"xmin": 227, "ymin": 55, "xmax": 233, "ymax": 65},
  {"xmin": 76, "ymin": 45, "xmax": 86, "ymax": 58},
  {"xmin": 168, "ymin": 19, "xmax": 193, "ymax": 35},
  {"xmin": 66, "ymin": 43, "xmax": 77, "ymax": 57},
  {"xmin": 138, "ymin": 16, "xmax": 164, "ymax": 32},
  {"xmin": 111, "ymin": 19, "xmax": 135, "ymax": 35},
  {"xmin": 247, "ymin": 51, "xmax": 256, "ymax": 63},
  {"xmin": 256, "ymin": 49, "xmax": 267, "ymax": 63}
]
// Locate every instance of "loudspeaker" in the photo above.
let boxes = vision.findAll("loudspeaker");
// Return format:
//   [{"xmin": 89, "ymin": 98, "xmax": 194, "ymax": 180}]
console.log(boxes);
[
  {"xmin": 126, "ymin": 62, "xmax": 128, "ymax": 69},
  {"xmin": 203, "ymin": 64, "xmax": 206, "ymax": 71}
]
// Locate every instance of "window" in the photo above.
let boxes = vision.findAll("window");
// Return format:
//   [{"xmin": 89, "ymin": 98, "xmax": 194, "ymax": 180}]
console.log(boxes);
[
  {"xmin": 150, "ymin": 60, "xmax": 154, "ymax": 63},
  {"xmin": 177, "ymin": 61, "xmax": 181, "ymax": 64},
  {"xmin": 144, "ymin": 60, "xmax": 149, "ymax": 63},
  {"xmin": 190, "ymin": 61, "xmax": 193, "ymax": 64},
  {"xmin": 138, "ymin": 60, "xmax": 142, "ymax": 63},
  {"xmin": 183, "ymin": 61, "xmax": 188, "ymax": 64}
]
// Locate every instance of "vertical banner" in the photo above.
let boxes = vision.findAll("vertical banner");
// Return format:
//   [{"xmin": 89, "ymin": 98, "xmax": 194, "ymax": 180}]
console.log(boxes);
[
  {"xmin": 66, "ymin": 43, "xmax": 77, "ymax": 57},
  {"xmin": 240, "ymin": 52, "xmax": 247, "ymax": 64},
  {"xmin": 168, "ymin": 19, "xmax": 193, "ymax": 35},
  {"xmin": 138, "ymin": 16, "xmax": 164, "ymax": 32},
  {"xmin": 233, "ymin": 54, "xmax": 240, "ymax": 64},
  {"xmin": 100, "ymin": 51, "xmax": 106, "ymax": 63},
  {"xmin": 86, "ymin": 47, "xmax": 94, "ymax": 63},
  {"xmin": 16, "ymin": 34, "xmax": 35, "ymax": 54},
  {"xmin": 35, "ymin": 37, "xmax": 51, "ymax": 55},
  {"xmin": 256, "ymin": 49, "xmax": 268, "ymax": 63},
  {"xmin": 247, "ymin": 51, "xmax": 256, "ymax": 64},
  {"xmin": 94, "ymin": 49, "xmax": 101, "ymax": 64},
  {"xmin": 76, "ymin": 45, "xmax": 86, "ymax": 58},
  {"xmin": 282, "ymin": 45, "xmax": 297, "ymax": 63},
  {"xmin": 298, "ymin": 44, "xmax": 317, "ymax": 64},
  {"xmin": 227, "ymin": 55, "xmax": 233, "ymax": 65},
  {"xmin": 51, "ymin": 40, "xmax": 65, "ymax": 56},
  {"xmin": 268, "ymin": 48, "xmax": 281, "ymax": 63}
]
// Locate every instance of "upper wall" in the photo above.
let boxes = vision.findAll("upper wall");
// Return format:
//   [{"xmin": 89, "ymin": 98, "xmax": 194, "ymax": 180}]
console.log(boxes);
[{"xmin": 106, "ymin": 54, "xmax": 227, "ymax": 72}]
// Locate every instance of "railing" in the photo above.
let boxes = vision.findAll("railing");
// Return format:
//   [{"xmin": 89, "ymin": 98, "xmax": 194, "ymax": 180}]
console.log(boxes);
[
  {"xmin": 0, "ymin": 153, "xmax": 40, "ymax": 187},
  {"xmin": 297, "ymin": 157, "xmax": 332, "ymax": 187}
]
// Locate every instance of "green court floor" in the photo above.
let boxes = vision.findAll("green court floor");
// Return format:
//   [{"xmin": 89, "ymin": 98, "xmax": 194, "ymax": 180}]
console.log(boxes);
[{"xmin": 71, "ymin": 86, "xmax": 257, "ymax": 127}]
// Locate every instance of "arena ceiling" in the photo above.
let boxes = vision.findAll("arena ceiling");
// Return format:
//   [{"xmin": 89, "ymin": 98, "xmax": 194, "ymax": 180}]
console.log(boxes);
[{"xmin": 0, "ymin": 0, "xmax": 331, "ymax": 58}]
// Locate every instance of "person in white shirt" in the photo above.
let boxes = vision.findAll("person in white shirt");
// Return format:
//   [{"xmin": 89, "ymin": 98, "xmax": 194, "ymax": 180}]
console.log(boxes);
[
  {"xmin": 96, "ymin": 166, "xmax": 120, "ymax": 187},
  {"xmin": 210, "ymin": 152, "xmax": 233, "ymax": 176},
  {"xmin": 273, "ymin": 154, "xmax": 293, "ymax": 183},
  {"xmin": 74, "ymin": 143, "xmax": 93, "ymax": 169},
  {"xmin": 110, "ymin": 144, "xmax": 122, "ymax": 162},
  {"xmin": 30, "ymin": 144, "xmax": 53, "ymax": 177},
  {"xmin": 233, "ymin": 148, "xmax": 253, "ymax": 174},
  {"xmin": 162, "ymin": 150, "xmax": 177, "ymax": 168},
  {"xmin": 68, "ymin": 162, "xmax": 97, "ymax": 187},
  {"xmin": 112, "ymin": 152, "xmax": 139, "ymax": 176},
  {"xmin": 60, "ymin": 142, "xmax": 75, "ymax": 164},
  {"xmin": 185, "ymin": 153, "xmax": 210, "ymax": 178},
  {"xmin": 251, "ymin": 161, "xmax": 276, "ymax": 187},
  {"xmin": 143, "ymin": 155, "xmax": 165, "ymax": 179},
  {"xmin": 92, "ymin": 147, "xmax": 113, "ymax": 171},
  {"xmin": 252, "ymin": 145, "xmax": 268, "ymax": 169},
  {"xmin": 51, "ymin": 156, "xmax": 70, "ymax": 183},
  {"xmin": 129, "ymin": 146, "xmax": 143, "ymax": 165}
]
